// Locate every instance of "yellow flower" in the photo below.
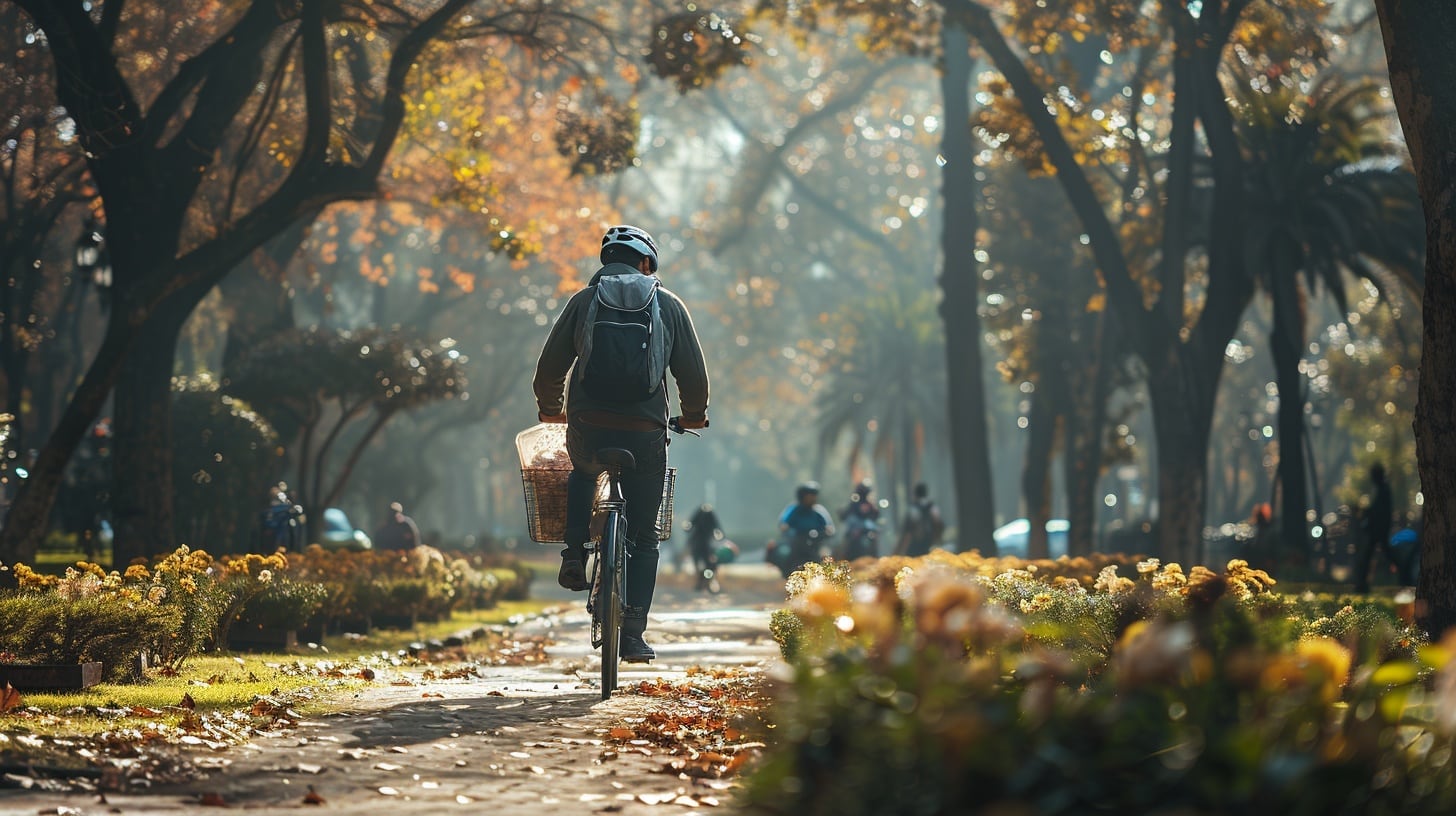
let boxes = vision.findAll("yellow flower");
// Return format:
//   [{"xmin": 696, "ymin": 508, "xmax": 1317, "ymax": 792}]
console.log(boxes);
[
  {"xmin": 1093, "ymin": 565, "xmax": 1134, "ymax": 594},
  {"xmin": 1152, "ymin": 563, "xmax": 1188, "ymax": 593},
  {"xmin": 1295, "ymin": 637, "xmax": 1352, "ymax": 703},
  {"xmin": 13, "ymin": 563, "xmax": 57, "ymax": 590},
  {"xmin": 1113, "ymin": 620, "xmax": 1195, "ymax": 689},
  {"xmin": 1019, "ymin": 592, "xmax": 1055, "ymax": 616},
  {"xmin": 792, "ymin": 576, "xmax": 851, "ymax": 621},
  {"xmin": 75, "ymin": 561, "xmax": 107, "ymax": 579}
]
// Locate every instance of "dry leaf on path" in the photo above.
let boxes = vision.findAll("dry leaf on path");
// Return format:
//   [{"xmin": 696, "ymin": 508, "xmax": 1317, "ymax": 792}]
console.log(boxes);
[
  {"xmin": 0, "ymin": 683, "xmax": 20, "ymax": 713},
  {"xmin": 198, "ymin": 792, "xmax": 227, "ymax": 806},
  {"xmin": 303, "ymin": 787, "xmax": 326, "ymax": 805}
]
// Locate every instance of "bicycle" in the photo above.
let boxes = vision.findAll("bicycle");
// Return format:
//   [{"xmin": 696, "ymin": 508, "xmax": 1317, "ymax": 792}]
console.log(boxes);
[{"xmin": 585, "ymin": 417, "xmax": 699, "ymax": 700}]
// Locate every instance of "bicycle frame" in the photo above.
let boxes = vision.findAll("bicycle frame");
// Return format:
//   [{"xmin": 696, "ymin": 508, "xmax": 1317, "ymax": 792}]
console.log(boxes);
[{"xmin": 588, "ymin": 469, "xmax": 628, "ymax": 700}]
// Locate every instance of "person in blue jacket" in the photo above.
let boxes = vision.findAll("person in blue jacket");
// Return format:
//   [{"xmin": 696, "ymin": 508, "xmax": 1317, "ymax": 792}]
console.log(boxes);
[{"xmin": 770, "ymin": 482, "xmax": 834, "ymax": 577}]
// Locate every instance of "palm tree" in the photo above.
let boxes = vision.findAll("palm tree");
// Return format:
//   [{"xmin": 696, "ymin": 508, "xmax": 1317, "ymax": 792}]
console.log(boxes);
[
  {"xmin": 816, "ymin": 289, "xmax": 949, "ymax": 531},
  {"xmin": 1237, "ymin": 76, "xmax": 1424, "ymax": 568}
]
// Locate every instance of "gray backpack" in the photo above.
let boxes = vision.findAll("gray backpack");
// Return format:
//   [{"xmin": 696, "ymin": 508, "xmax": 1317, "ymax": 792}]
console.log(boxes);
[{"xmin": 574, "ymin": 270, "xmax": 669, "ymax": 403}]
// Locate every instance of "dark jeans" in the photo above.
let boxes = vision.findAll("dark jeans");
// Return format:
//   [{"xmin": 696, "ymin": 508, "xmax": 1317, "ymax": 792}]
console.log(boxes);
[{"xmin": 564, "ymin": 422, "xmax": 667, "ymax": 615}]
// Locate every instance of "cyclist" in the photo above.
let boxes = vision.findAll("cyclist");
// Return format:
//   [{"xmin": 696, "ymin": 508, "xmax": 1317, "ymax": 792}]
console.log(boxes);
[
  {"xmin": 533, "ymin": 224, "xmax": 710, "ymax": 662},
  {"xmin": 838, "ymin": 481, "xmax": 881, "ymax": 559},
  {"xmin": 770, "ymin": 482, "xmax": 834, "ymax": 578},
  {"xmin": 686, "ymin": 503, "xmax": 724, "ymax": 591}
]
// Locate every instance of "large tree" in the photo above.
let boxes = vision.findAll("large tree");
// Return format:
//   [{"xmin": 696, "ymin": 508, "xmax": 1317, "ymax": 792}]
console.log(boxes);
[
  {"xmin": 1373, "ymin": 0, "xmax": 1456, "ymax": 635},
  {"xmin": 0, "ymin": 0, "xmax": 600, "ymax": 565},
  {"xmin": 1236, "ymin": 77, "xmax": 1423, "ymax": 567}
]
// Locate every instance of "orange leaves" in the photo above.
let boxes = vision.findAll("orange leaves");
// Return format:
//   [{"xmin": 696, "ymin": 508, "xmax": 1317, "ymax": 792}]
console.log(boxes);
[
  {"xmin": 601, "ymin": 671, "xmax": 767, "ymax": 783},
  {"xmin": 0, "ymin": 682, "xmax": 20, "ymax": 713}
]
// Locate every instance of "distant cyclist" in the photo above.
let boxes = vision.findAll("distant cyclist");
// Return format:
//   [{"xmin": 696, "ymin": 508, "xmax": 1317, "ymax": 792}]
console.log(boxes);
[
  {"xmin": 770, "ymin": 482, "xmax": 834, "ymax": 578},
  {"xmin": 838, "ymin": 481, "xmax": 881, "ymax": 560},
  {"xmin": 685, "ymin": 503, "xmax": 724, "ymax": 592},
  {"xmin": 896, "ymin": 482, "xmax": 945, "ymax": 557},
  {"xmin": 533, "ymin": 225, "xmax": 710, "ymax": 662}
]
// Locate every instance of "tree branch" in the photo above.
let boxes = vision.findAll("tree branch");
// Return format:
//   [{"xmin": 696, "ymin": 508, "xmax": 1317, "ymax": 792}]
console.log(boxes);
[
  {"xmin": 98, "ymin": 0, "xmax": 124, "ymax": 45},
  {"xmin": 143, "ymin": 1, "xmax": 279, "ymax": 149},
  {"xmin": 299, "ymin": 0, "xmax": 333, "ymax": 169},
  {"xmin": 362, "ymin": 0, "xmax": 476, "ymax": 177},
  {"xmin": 1157, "ymin": 3, "xmax": 1198, "ymax": 329},
  {"xmin": 12, "ymin": 0, "xmax": 142, "ymax": 168},
  {"xmin": 944, "ymin": 0, "xmax": 1160, "ymax": 347}
]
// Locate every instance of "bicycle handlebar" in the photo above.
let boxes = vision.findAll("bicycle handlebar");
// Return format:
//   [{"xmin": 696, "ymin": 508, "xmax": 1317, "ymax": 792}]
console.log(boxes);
[{"xmin": 668, "ymin": 417, "xmax": 706, "ymax": 437}]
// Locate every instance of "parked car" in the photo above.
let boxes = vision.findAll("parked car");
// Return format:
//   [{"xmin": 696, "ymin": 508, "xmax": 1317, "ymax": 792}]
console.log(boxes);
[
  {"xmin": 992, "ymin": 518, "xmax": 1069, "ymax": 558},
  {"xmin": 318, "ymin": 507, "xmax": 372, "ymax": 551}
]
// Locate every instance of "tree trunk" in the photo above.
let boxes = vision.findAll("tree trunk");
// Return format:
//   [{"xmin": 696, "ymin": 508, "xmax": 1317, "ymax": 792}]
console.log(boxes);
[
  {"xmin": 1375, "ymin": 0, "xmax": 1456, "ymax": 636},
  {"xmin": 110, "ymin": 296, "xmax": 194, "ymax": 565},
  {"xmin": 1269, "ymin": 273, "xmax": 1310, "ymax": 569},
  {"xmin": 0, "ymin": 320, "xmax": 132, "ymax": 563},
  {"xmin": 1064, "ymin": 312, "xmax": 1111, "ymax": 557},
  {"xmin": 1147, "ymin": 356, "xmax": 1218, "ymax": 567},
  {"xmin": 1022, "ymin": 388, "xmax": 1057, "ymax": 560},
  {"xmin": 937, "ymin": 22, "xmax": 997, "ymax": 554}
]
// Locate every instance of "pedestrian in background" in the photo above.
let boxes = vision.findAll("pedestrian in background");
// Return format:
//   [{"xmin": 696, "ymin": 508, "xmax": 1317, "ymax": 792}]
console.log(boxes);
[{"xmin": 374, "ymin": 501, "xmax": 421, "ymax": 551}]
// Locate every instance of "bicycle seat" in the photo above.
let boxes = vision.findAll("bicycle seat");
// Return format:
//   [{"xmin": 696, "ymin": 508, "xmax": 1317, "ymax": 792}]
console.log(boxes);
[{"xmin": 593, "ymin": 448, "xmax": 636, "ymax": 470}]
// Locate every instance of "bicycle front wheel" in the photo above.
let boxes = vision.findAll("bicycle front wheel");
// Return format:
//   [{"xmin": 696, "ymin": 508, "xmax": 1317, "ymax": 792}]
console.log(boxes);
[{"xmin": 598, "ymin": 509, "xmax": 623, "ymax": 700}]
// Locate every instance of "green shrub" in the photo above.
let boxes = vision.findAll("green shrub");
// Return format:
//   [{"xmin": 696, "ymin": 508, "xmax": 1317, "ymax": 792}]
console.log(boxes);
[
  {"xmin": 235, "ymin": 578, "xmax": 329, "ymax": 632},
  {"xmin": 0, "ymin": 592, "xmax": 179, "ymax": 681}
]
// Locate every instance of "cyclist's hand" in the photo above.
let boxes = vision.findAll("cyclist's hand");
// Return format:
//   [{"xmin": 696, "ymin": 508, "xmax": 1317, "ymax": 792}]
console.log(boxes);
[
  {"xmin": 676, "ymin": 414, "xmax": 709, "ymax": 430},
  {"xmin": 539, "ymin": 411, "xmax": 567, "ymax": 425}
]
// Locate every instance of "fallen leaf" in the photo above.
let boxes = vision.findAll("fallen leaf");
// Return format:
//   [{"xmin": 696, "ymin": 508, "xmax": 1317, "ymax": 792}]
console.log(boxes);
[
  {"xmin": 673, "ymin": 796, "xmax": 702, "ymax": 808},
  {"xmin": 295, "ymin": 763, "xmax": 324, "ymax": 775},
  {"xmin": 637, "ymin": 792, "xmax": 678, "ymax": 805},
  {"xmin": 0, "ymin": 683, "xmax": 19, "ymax": 714},
  {"xmin": 373, "ymin": 762, "xmax": 403, "ymax": 772},
  {"xmin": 422, "ymin": 692, "xmax": 445, "ymax": 699},
  {"xmin": 180, "ymin": 693, "xmax": 197, "ymax": 711},
  {"xmin": 303, "ymin": 787, "xmax": 326, "ymax": 805},
  {"xmin": 377, "ymin": 786, "xmax": 400, "ymax": 796},
  {"xmin": 456, "ymin": 794, "xmax": 473, "ymax": 804},
  {"xmin": 608, "ymin": 727, "xmax": 635, "ymax": 739},
  {"xmin": 199, "ymin": 792, "xmax": 227, "ymax": 806}
]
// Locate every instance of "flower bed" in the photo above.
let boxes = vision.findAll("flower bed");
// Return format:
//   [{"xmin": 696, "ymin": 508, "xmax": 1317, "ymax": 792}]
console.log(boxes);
[
  {"xmin": 0, "ymin": 545, "xmax": 534, "ymax": 681},
  {"xmin": 748, "ymin": 553, "xmax": 1456, "ymax": 814}
]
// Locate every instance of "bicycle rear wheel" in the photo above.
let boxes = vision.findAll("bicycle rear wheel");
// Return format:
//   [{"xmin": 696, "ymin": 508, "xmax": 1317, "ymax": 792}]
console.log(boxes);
[{"xmin": 598, "ymin": 509, "xmax": 623, "ymax": 699}]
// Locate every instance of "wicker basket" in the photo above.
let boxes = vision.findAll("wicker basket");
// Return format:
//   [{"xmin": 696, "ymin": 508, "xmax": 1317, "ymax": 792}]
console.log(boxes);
[
  {"xmin": 520, "ymin": 467, "xmax": 676, "ymax": 544},
  {"xmin": 517, "ymin": 423, "xmax": 676, "ymax": 544}
]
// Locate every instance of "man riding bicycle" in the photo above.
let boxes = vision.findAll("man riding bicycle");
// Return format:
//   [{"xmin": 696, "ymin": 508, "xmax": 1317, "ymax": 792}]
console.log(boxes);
[
  {"xmin": 770, "ymin": 482, "xmax": 834, "ymax": 578},
  {"xmin": 533, "ymin": 224, "xmax": 710, "ymax": 662}
]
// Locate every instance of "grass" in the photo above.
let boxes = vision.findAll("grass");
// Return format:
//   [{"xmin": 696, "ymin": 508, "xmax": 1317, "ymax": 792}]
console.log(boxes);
[
  {"xmin": 0, "ymin": 598, "xmax": 555, "ymax": 739},
  {"xmin": 316, "ymin": 599, "xmax": 557, "ymax": 655}
]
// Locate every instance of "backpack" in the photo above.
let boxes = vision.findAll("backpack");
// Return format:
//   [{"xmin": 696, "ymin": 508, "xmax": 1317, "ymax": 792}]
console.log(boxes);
[
  {"xmin": 575, "ymin": 270, "xmax": 669, "ymax": 403},
  {"xmin": 907, "ymin": 499, "xmax": 944, "ymax": 544}
]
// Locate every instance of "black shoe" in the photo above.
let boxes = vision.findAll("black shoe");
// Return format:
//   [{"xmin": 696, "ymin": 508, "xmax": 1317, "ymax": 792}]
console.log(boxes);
[
  {"xmin": 558, "ymin": 550, "xmax": 589, "ymax": 591},
  {"xmin": 621, "ymin": 631, "xmax": 655, "ymax": 663}
]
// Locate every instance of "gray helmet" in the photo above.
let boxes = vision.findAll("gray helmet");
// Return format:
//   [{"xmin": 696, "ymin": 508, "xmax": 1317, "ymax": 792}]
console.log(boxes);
[
  {"xmin": 601, "ymin": 224, "xmax": 659, "ymax": 271},
  {"xmin": 796, "ymin": 481, "xmax": 821, "ymax": 501}
]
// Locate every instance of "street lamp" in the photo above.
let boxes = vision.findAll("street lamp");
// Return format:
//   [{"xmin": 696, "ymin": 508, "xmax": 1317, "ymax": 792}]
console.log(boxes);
[{"xmin": 75, "ymin": 220, "xmax": 112, "ymax": 309}]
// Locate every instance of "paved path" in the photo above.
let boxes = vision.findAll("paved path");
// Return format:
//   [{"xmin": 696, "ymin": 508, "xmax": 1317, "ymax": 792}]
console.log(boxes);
[{"xmin": 0, "ymin": 568, "xmax": 786, "ymax": 815}]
